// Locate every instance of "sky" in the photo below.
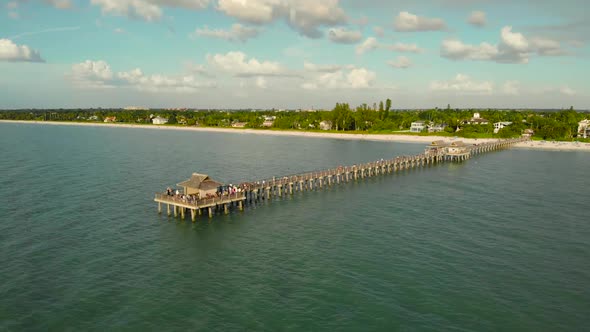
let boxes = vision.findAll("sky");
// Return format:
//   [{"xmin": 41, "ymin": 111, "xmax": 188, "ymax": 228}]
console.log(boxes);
[{"xmin": 1, "ymin": 0, "xmax": 589, "ymax": 109}]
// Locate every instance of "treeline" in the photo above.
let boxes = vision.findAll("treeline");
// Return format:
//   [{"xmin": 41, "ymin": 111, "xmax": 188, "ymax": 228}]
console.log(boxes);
[{"xmin": 1, "ymin": 102, "xmax": 588, "ymax": 141}]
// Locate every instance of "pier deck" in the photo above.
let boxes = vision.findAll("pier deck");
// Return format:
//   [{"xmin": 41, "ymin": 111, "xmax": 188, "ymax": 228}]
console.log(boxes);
[{"xmin": 155, "ymin": 137, "xmax": 528, "ymax": 220}]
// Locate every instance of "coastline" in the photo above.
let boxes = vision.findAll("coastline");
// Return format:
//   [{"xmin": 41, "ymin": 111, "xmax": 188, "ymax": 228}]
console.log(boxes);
[{"xmin": 2, "ymin": 119, "xmax": 589, "ymax": 151}]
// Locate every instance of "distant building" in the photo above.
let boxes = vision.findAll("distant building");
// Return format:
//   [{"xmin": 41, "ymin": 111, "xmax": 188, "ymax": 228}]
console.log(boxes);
[
  {"xmin": 522, "ymin": 129, "xmax": 534, "ymax": 138},
  {"xmin": 464, "ymin": 112, "xmax": 489, "ymax": 125},
  {"xmin": 124, "ymin": 106, "xmax": 148, "ymax": 110},
  {"xmin": 410, "ymin": 121, "xmax": 426, "ymax": 133},
  {"xmin": 152, "ymin": 116, "xmax": 168, "ymax": 125},
  {"xmin": 231, "ymin": 122, "xmax": 247, "ymax": 128},
  {"xmin": 578, "ymin": 119, "xmax": 590, "ymax": 138},
  {"xmin": 263, "ymin": 115, "xmax": 276, "ymax": 121},
  {"xmin": 88, "ymin": 115, "xmax": 98, "ymax": 121},
  {"xmin": 104, "ymin": 116, "xmax": 116, "ymax": 123},
  {"xmin": 493, "ymin": 121, "xmax": 513, "ymax": 134},
  {"xmin": 262, "ymin": 120, "xmax": 274, "ymax": 128},
  {"xmin": 428, "ymin": 123, "xmax": 447, "ymax": 133},
  {"xmin": 319, "ymin": 120, "xmax": 332, "ymax": 130}
]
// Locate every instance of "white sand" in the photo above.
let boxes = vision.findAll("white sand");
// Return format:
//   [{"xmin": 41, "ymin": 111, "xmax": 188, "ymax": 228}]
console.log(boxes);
[{"xmin": 2, "ymin": 120, "xmax": 589, "ymax": 151}]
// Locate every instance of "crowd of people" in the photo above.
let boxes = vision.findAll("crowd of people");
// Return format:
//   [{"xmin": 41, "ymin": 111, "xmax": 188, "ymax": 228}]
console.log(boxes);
[{"xmin": 164, "ymin": 184, "xmax": 249, "ymax": 204}]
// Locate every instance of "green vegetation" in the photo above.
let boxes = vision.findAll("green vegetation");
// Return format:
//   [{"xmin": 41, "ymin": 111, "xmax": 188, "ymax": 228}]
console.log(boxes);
[{"xmin": 1, "ymin": 102, "xmax": 588, "ymax": 141}]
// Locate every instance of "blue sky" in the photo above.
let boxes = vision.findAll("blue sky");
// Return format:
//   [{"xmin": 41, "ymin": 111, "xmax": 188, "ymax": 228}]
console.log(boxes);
[{"xmin": 1, "ymin": 0, "xmax": 588, "ymax": 109}]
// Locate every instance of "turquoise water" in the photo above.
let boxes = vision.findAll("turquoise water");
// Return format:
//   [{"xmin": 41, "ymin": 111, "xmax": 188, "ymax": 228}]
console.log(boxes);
[{"xmin": 1, "ymin": 123, "xmax": 589, "ymax": 331}]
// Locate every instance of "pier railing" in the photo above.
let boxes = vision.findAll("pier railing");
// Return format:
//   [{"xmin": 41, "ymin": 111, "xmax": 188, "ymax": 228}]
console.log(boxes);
[{"xmin": 155, "ymin": 192, "xmax": 246, "ymax": 208}]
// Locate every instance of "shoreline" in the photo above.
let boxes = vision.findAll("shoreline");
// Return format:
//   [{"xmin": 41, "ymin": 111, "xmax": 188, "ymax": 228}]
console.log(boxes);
[{"xmin": 2, "ymin": 120, "xmax": 589, "ymax": 151}]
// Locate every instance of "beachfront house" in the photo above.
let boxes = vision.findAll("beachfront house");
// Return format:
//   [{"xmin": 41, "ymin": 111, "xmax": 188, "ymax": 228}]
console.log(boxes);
[
  {"xmin": 522, "ymin": 129, "xmax": 534, "ymax": 138},
  {"xmin": 231, "ymin": 122, "xmax": 247, "ymax": 128},
  {"xmin": 152, "ymin": 116, "xmax": 168, "ymax": 125},
  {"xmin": 104, "ymin": 116, "xmax": 116, "ymax": 123},
  {"xmin": 428, "ymin": 123, "xmax": 447, "ymax": 133},
  {"xmin": 177, "ymin": 173, "xmax": 223, "ymax": 197},
  {"xmin": 464, "ymin": 113, "xmax": 489, "ymax": 125},
  {"xmin": 578, "ymin": 119, "xmax": 590, "ymax": 138},
  {"xmin": 262, "ymin": 120, "xmax": 274, "ymax": 127},
  {"xmin": 410, "ymin": 121, "xmax": 427, "ymax": 133},
  {"xmin": 493, "ymin": 121, "xmax": 513, "ymax": 134},
  {"xmin": 319, "ymin": 120, "xmax": 332, "ymax": 130}
]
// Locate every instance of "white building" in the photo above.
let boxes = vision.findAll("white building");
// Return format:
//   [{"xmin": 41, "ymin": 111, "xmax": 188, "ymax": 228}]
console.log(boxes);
[
  {"xmin": 493, "ymin": 121, "xmax": 513, "ymax": 134},
  {"xmin": 152, "ymin": 116, "xmax": 168, "ymax": 125},
  {"xmin": 464, "ymin": 112, "xmax": 489, "ymax": 125},
  {"xmin": 410, "ymin": 121, "xmax": 427, "ymax": 133},
  {"xmin": 578, "ymin": 119, "xmax": 590, "ymax": 138},
  {"xmin": 428, "ymin": 124, "xmax": 447, "ymax": 133}
]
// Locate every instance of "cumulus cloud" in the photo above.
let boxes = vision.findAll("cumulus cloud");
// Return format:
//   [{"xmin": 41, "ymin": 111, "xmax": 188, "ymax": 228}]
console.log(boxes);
[
  {"xmin": 502, "ymin": 81, "xmax": 520, "ymax": 95},
  {"xmin": 467, "ymin": 10, "xmax": 486, "ymax": 27},
  {"xmin": 303, "ymin": 61, "xmax": 346, "ymax": 73},
  {"xmin": 387, "ymin": 56, "xmax": 412, "ymax": 69},
  {"xmin": 90, "ymin": 0, "xmax": 209, "ymax": 21},
  {"xmin": 0, "ymin": 39, "xmax": 44, "ymax": 62},
  {"xmin": 356, "ymin": 37, "xmax": 422, "ymax": 55},
  {"xmin": 217, "ymin": 0, "xmax": 347, "ymax": 38},
  {"xmin": 441, "ymin": 26, "xmax": 568, "ymax": 64},
  {"xmin": 430, "ymin": 74, "xmax": 493, "ymax": 94},
  {"xmin": 302, "ymin": 67, "xmax": 375, "ymax": 89},
  {"xmin": 193, "ymin": 24, "xmax": 260, "ymax": 42},
  {"xmin": 328, "ymin": 27, "xmax": 362, "ymax": 44},
  {"xmin": 373, "ymin": 26, "xmax": 384, "ymax": 37},
  {"xmin": 355, "ymin": 37, "xmax": 379, "ymax": 55},
  {"xmin": 207, "ymin": 51, "xmax": 292, "ymax": 77},
  {"xmin": 69, "ymin": 59, "xmax": 215, "ymax": 92},
  {"xmin": 394, "ymin": 11, "xmax": 446, "ymax": 32},
  {"xmin": 560, "ymin": 86, "xmax": 576, "ymax": 96},
  {"xmin": 44, "ymin": 0, "xmax": 73, "ymax": 9},
  {"xmin": 255, "ymin": 76, "xmax": 267, "ymax": 89}
]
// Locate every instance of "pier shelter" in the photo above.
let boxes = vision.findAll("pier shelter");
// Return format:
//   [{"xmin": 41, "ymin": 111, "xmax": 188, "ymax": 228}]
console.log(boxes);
[
  {"xmin": 177, "ymin": 173, "xmax": 223, "ymax": 197},
  {"xmin": 426, "ymin": 140, "xmax": 447, "ymax": 154},
  {"xmin": 446, "ymin": 141, "xmax": 470, "ymax": 161}
]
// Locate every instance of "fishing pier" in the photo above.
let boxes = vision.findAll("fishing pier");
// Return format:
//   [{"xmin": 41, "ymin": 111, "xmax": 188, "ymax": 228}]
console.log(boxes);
[{"xmin": 154, "ymin": 137, "xmax": 528, "ymax": 220}]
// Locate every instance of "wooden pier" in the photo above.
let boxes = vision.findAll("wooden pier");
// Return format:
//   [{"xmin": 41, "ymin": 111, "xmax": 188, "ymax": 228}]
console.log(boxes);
[{"xmin": 154, "ymin": 137, "xmax": 528, "ymax": 220}]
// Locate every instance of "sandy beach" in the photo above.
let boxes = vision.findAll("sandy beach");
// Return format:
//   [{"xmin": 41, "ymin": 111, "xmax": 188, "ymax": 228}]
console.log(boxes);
[{"xmin": 2, "ymin": 120, "xmax": 589, "ymax": 151}]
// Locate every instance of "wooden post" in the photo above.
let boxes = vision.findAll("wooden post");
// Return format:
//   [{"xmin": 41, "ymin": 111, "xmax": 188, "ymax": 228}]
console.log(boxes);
[
  {"xmin": 239, "ymin": 200, "xmax": 243, "ymax": 211},
  {"xmin": 224, "ymin": 204, "xmax": 229, "ymax": 214},
  {"xmin": 208, "ymin": 207, "xmax": 213, "ymax": 218},
  {"xmin": 174, "ymin": 205, "xmax": 178, "ymax": 217},
  {"xmin": 191, "ymin": 209, "xmax": 196, "ymax": 222},
  {"xmin": 180, "ymin": 207, "xmax": 185, "ymax": 219},
  {"xmin": 167, "ymin": 204, "xmax": 171, "ymax": 216},
  {"xmin": 158, "ymin": 202, "xmax": 161, "ymax": 214}
]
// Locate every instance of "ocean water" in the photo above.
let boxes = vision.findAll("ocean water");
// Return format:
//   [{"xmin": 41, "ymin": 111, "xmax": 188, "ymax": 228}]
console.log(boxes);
[{"xmin": 1, "ymin": 122, "xmax": 589, "ymax": 331}]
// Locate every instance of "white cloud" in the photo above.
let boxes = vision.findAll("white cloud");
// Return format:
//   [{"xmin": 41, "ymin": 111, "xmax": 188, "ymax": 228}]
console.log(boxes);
[
  {"xmin": 502, "ymin": 81, "xmax": 520, "ymax": 95},
  {"xmin": 303, "ymin": 61, "xmax": 344, "ymax": 73},
  {"xmin": 373, "ymin": 26, "xmax": 384, "ymax": 37},
  {"xmin": 356, "ymin": 37, "xmax": 422, "ymax": 55},
  {"xmin": 216, "ymin": 0, "xmax": 284, "ymax": 24},
  {"xmin": 467, "ymin": 10, "xmax": 486, "ymax": 27},
  {"xmin": 69, "ymin": 60, "xmax": 215, "ymax": 92},
  {"xmin": 44, "ymin": 0, "xmax": 73, "ymax": 9},
  {"xmin": 0, "ymin": 39, "xmax": 44, "ymax": 62},
  {"xmin": 430, "ymin": 74, "xmax": 493, "ymax": 94},
  {"xmin": 387, "ymin": 56, "xmax": 412, "ymax": 69},
  {"xmin": 441, "ymin": 26, "xmax": 568, "ymax": 64},
  {"xmin": 302, "ymin": 67, "xmax": 375, "ymax": 89},
  {"xmin": 71, "ymin": 60, "xmax": 114, "ymax": 85},
  {"xmin": 560, "ymin": 86, "xmax": 576, "ymax": 96},
  {"xmin": 255, "ymin": 76, "xmax": 267, "ymax": 89},
  {"xmin": 193, "ymin": 23, "xmax": 260, "ymax": 42},
  {"xmin": 207, "ymin": 51, "xmax": 289, "ymax": 77},
  {"xmin": 394, "ymin": 11, "xmax": 446, "ymax": 32},
  {"xmin": 90, "ymin": 0, "xmax": 209, "ymax": 21},
  {"xmin": 217, "ymin": 0, "xmax": 347, "ymax": 38},
  {"xmin": 355, "ymin": 37, "xmax": 379, "ymax": 55},
  {"xmin": 387, "ymin": 42, "xmax": 423, "ymax": 53},
  {"xmin": 328, "ymin": 27, "xmax": 362, "ymax": 44}
]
